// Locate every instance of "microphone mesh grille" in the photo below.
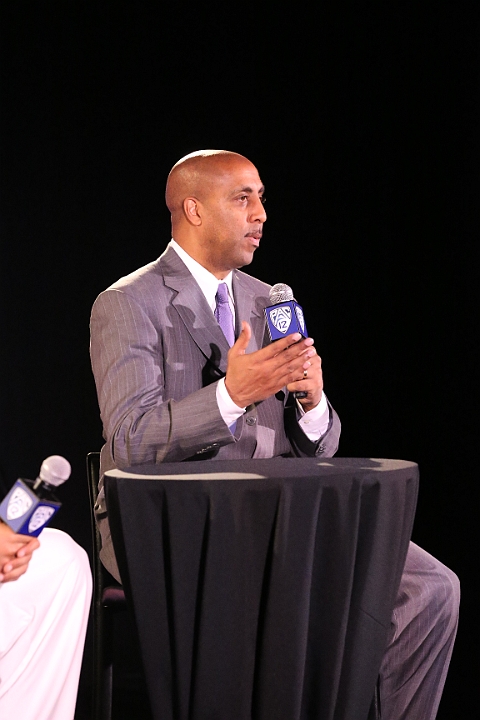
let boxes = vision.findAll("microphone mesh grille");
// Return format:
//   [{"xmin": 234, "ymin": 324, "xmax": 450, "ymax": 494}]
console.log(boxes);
[
  {"xmin": 39, "ymin": 456, "xmax": 71, "ymax": 487},
  {"xmin": 269, "ymin": 283, "xmax": 294, "ymax": 304}
]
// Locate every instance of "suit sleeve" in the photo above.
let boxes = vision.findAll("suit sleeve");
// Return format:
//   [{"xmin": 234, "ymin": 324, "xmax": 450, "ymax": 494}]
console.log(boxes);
[
  {"xmin": 284, "ymin": 392, "xmax": 341, "ymax": 458},
  {"xmin": 90, "ymin": 289, "xmax": 234, "ymax": 468}
]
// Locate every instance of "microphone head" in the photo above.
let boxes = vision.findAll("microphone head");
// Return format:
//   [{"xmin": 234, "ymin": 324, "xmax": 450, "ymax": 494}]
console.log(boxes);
[
  {"xmin": 269, "ymin": 283, "xmax": 294, "ymax": 304},
  {"xmin": 38, "ymin": 455, "xmax": 71, "ymax": 487}
]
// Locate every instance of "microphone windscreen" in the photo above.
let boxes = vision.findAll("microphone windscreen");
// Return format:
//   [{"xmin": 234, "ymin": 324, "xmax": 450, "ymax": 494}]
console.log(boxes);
[
  {"xmin": 39, "ymin": 455, "xmax": 71, "ymax": 487},
  {"xmin": 269, "ymin": 283, "xmax": 294, "ymax": 304}
]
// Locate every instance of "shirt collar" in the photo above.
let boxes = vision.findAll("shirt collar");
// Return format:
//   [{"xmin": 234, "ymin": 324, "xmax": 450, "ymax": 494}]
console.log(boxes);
[{"xmin": 169, "ymin": 239, "xmax": 234, "ymax": 312}]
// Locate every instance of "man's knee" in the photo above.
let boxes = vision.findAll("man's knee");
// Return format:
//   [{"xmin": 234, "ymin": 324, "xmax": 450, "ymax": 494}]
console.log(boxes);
[
  {"xmin": 412, "ymin": 542, "xmax": 459, "ymax": 633},
  {"xmin": 435, "ymin": 562, "xmax": 460, "ymax": 634},
  {"xmin": 396, "ymin": 542, "xmax": 459, "ymax": 638}
]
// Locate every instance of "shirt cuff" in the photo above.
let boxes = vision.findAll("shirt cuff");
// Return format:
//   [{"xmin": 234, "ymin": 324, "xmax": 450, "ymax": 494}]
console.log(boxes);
[
  {"xmin": 296, "ymin": 391, "xmax": 330, "ymax": 441},
  {"xmin": 216, "ymin": 378, "xmax": 246, "ymax": 429}
]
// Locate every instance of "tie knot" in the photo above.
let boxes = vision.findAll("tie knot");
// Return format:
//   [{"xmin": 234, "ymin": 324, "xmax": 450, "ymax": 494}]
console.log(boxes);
[{"xmin": 216, "ymin": 283, "xmax": 230, "ymax": 305}]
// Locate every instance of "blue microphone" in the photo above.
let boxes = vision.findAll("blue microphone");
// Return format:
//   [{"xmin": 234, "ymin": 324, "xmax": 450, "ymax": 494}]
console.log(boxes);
[
  {"xmin": 0, "ymin": 456, "xmax": 71, "ymax": 536},
  {"xmin": 265, "ymin": 283, "xmax": 308, "ymax": 399},
  {"xmin": 265, "ymin": 283, "xmax": 308, "ymax": 341}
]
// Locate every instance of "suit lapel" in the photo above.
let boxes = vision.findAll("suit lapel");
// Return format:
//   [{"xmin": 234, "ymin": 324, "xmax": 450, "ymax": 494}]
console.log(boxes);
[
  {"xmin": 232, "ymin": 270, "xmax": 266, "ymax": 353},
  {"xmin": 160, "ymin": 246, "xmax": 231, "ymax": 373}
]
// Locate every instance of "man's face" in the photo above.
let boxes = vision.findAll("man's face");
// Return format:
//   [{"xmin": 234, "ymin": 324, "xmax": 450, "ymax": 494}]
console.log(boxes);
[{"xmin": 198, "ymin": 157, "xmax": 267, "ymax": 278}]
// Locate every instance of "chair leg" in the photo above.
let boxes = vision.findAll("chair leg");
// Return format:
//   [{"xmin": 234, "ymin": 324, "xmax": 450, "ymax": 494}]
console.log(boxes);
[
  {"xmin": 101, "ymin": 609, "xmax": 114, "ymax": 720},
  {"xmin": 93, "ymin": 602, "xmax": 114, "ymax": 720}
]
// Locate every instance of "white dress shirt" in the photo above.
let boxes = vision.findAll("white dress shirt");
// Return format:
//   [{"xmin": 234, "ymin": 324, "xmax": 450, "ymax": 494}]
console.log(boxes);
[{"xmin": 169, "ymin": 239, "xmax": 329, "ymax": 441}]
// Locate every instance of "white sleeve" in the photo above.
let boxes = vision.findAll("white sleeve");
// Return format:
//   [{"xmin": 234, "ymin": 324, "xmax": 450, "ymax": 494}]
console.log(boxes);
[
  {"xmin": 296, "ymin": 391, "xmax": 330, "ymax": 441},
  {"xmin": 216, "ymin": 378, "xmax": 246, "ymax": 429}
]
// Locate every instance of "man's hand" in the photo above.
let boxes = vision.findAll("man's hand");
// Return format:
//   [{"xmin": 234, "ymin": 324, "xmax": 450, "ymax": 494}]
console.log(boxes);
[
  {"xmin": 0, "ymin": 521, "xmax": 40, "ymax": 583},
  {"xmin": 225, "ymin": 321, "xmax": 320, "ymax": 408},
  {"xmin": 286, "ymin": 341, "xmax": 323, "ymax": 412}
]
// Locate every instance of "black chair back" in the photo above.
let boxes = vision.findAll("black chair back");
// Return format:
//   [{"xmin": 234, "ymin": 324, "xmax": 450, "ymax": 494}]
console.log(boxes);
[{"xmin": 86, "ymin": 452, "xmax": 127, "ymax": 720}]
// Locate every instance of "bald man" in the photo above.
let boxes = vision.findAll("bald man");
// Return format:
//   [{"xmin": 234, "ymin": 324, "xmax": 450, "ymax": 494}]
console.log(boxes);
[
  {"xmin": 90, "ymin": 150, "xmax": 458, "ymax": 720},
  {"xmin": 90, "ymin": 149, "xmax": 340, "ymax": 582}
]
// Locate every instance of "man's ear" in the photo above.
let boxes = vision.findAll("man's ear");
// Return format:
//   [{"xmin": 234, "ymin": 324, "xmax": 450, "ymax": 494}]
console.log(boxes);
[{"xmin": 183, "ymin": 197, "xmax": 202, "ymax": 226}]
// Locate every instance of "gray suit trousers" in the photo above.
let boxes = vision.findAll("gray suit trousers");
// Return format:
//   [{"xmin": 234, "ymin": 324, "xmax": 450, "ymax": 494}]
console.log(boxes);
[{"xmin": 380, "ymin": 542, "xmax": 459, "ymax": 719}]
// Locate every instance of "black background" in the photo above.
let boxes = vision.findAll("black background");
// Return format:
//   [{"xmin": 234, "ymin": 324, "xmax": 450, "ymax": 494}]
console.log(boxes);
[{"xmin": 1, "ymin": 3, "xmax": 478, "ymax": 718}]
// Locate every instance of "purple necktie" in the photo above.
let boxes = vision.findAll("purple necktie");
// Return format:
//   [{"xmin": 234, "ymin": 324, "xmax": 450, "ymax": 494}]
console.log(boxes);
[{"xmin": 214, "ymin": 283, "xmax": 235, "ymax": 346}]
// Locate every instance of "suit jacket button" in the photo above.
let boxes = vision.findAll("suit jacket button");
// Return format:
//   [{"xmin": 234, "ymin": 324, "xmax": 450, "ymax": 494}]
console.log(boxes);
[{"xmin": 245, "ymin": 417, "xmax": 257, "ymax": 426}]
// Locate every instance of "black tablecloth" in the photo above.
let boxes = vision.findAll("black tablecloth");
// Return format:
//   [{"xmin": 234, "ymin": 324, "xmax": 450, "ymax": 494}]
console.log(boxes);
[{"xmin": 105, "ymin": 457, "xmax": 418, "ymax": 720}]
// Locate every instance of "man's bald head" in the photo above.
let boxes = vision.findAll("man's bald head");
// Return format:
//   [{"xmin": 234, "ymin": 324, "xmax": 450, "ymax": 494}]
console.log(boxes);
[
  {"xmin": 164, "ymin": 149, "xmax": 266, "ymax": 278},
  {"xmin": 165, "ymin": 150, "xmax": 254, "ymax": 216}
]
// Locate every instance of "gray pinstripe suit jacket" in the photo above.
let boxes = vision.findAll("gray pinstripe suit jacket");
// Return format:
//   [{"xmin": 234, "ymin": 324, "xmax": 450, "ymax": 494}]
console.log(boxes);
[{"xmin": 90, "ymin": 245, "xmax": 341, "ymax": 580}]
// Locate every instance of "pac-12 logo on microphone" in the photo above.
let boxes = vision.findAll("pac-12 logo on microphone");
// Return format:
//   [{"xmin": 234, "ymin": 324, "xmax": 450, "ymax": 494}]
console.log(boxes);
[
  {"xmin": 28, "ymin": 506, "xmax": 56, "ymax": 533},
  {"xmin": 269, "ymin": 306, "xmax": 292, "ymax": 334},
  {"xmin": 295, "ymin": 306, "xmax": 305, "ymax": 334},
  {"xmin": 7, "ymin": 487, "xmax": 33, "ymax": 520}
]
